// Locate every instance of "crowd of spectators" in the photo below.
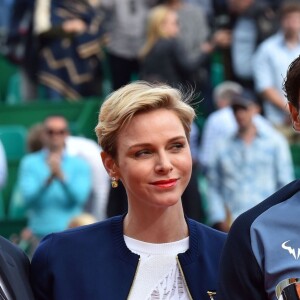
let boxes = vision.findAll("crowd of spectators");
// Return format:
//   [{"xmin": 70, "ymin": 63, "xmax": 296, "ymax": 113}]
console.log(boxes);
[
  {"xmin": 1, "ymin": 0, "xmax": 300, "ymax": 249},
  {"xmin": 0, "ymin": 0, "xmax": 284, "ymax": 103}
]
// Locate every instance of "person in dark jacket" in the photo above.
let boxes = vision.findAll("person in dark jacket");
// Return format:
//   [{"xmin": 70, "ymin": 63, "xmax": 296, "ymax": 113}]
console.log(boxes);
[
  {"xmin": 0, "ymin": 235, "xmax": 34, "ymax": 300},
  {"xmin": 30, "ymin": 81, "xmax": 226, "ymax": 299},
  {"xmin": 33, "ymin": 0, "xmax": 106, "ymax": 101},
  {"xmin": 139, "ymin": 5, "xmax": 212, "ymax": 89}
]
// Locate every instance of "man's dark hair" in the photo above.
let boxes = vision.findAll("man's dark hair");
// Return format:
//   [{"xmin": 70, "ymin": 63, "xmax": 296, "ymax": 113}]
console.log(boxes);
[
  {"xmin": 283, "ymin": 55, "xmax": 300, "ymax": 110},
  {"xmin": 279, "ymin": 1, "xmax": 300, "ymax": 19}
]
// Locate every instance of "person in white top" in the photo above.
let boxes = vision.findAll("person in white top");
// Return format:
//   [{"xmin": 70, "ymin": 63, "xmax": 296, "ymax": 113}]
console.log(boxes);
[
  {"xmin": 30, "ymin": 81, "xmax": 226, "ymax": 299},
  {"xmin": 65, "ymin": 136, "xmax": 110, "ymax": 221}
]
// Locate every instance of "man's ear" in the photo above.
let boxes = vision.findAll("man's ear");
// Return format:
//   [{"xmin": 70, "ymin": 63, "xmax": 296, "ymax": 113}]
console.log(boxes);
[
  {"xmin": 288, "ymin": 102, "xmax": 300, "ymax": 131},
  {"xmin": 101, "ymin": 151, "xmax": 119, "ymax": 178}
]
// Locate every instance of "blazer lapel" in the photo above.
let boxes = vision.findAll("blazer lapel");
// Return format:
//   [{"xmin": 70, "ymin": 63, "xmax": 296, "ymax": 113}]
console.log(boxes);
[{"xmin": 0, "ymin": 249, "xmax": 17, "ymax": 300}]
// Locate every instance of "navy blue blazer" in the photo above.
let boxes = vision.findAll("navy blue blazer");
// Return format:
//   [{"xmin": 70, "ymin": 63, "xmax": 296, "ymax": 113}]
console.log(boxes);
[
  {"xmin": 0, "ymin": 236, "xmax": 34, "ymax": 300},
  {"xmin": 31, "ymin": 215, "xmax": 226, "ymax": 299}
]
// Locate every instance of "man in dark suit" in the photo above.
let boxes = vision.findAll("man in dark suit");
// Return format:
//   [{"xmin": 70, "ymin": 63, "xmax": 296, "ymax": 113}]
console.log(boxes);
[{"xmin": 0, "ymin": 235, "xmax": 34, "ymax": 300}]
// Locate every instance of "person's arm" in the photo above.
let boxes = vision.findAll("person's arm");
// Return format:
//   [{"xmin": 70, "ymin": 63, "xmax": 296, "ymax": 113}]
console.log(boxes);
[
  {"xmin": 62, "ymin": 19, "xmax": 87, "ymax": 34},
  {"xmin": 217, "ymin": 216, "xmax": 267, "ymax": 300},
  {"xmin": 18, "ymin": 155, "xmax": 52, "ymax": 206},
  {"xmin": 252, "ymin": 43, "xmax": 289, "ymax": 113},
  {"xmin": 274, "ymin": 134, "xmax": 295, "ymax": 187},
  {"xmin": 34, "ymin": 0, "xmax": 89, "ymax": 37},
  {"xmin": 58, "ymin": 158, "xmax": 92, "ymax": 206},
  {"xmin": 260, "ymin": 87, "xmax": 289, "ymax": 112}
]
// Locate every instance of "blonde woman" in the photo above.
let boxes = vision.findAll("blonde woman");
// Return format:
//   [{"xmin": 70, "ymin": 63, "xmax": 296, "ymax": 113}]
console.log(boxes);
[
  {"xmin": 139, "ymin": 5, "xmax": 210, "ymax": 88},
  {"xmin": 30, "ymin": 81, "xmax": 226, "ymax": 299}
]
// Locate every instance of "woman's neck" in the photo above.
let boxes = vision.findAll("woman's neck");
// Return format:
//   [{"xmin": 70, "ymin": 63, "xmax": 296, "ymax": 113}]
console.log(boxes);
[{"xmin": 123, "ymin": 203, "xmax": 188, "ymax": 243}]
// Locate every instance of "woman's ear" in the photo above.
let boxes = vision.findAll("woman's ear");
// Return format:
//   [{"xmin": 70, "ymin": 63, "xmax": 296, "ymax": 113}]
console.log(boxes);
[
  {"xmin": 100, "ymin": 151, "xmax": 119, "ymax": 178},
  {"xmin": 288, "ymin": 102, "xmax": 300, "ymax": 131}
]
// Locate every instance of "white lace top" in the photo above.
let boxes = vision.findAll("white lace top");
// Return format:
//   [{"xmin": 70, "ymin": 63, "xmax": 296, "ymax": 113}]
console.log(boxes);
[{"xmin": 124, "ymin": 235, "xmax": 190, "ymax": 300}]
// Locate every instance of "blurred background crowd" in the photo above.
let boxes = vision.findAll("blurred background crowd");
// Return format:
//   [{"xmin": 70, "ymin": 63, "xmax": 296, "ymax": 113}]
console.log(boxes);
[{"xmin": 0, "ymin": 0, "xmax": 300, "ymax": 257}]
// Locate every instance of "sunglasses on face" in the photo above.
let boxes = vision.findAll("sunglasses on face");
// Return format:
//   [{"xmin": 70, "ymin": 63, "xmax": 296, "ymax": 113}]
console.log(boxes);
[
  {"xmin": 45, "ymin": 128, "xmax": 67, "ymax": 136},
  {"xmin": 232, "ymin": 104, "xmax": 249, "ymax": 112}
]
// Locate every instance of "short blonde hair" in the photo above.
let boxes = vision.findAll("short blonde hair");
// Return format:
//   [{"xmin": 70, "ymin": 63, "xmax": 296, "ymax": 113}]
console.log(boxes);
[{"xmin": 95, "ymin": 81, "xmax": 195, "ymax": 158}]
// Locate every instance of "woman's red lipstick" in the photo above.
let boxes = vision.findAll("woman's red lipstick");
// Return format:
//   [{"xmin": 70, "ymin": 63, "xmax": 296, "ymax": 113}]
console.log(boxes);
[{"xmin": 151, "ymin": 179, "xmax": 177, "ymax": 188}]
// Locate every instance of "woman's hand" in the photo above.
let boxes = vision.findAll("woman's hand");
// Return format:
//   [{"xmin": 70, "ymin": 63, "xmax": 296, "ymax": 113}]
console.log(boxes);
[{"xmin": 62, "ymin": 19, "xmax": 87, "ymax": 34}]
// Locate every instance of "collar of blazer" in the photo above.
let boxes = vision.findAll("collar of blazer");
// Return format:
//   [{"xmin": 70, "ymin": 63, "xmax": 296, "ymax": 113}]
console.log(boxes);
[{"xmin": 0, "ymin": 246, "xmax": 18, "ymax": 300}]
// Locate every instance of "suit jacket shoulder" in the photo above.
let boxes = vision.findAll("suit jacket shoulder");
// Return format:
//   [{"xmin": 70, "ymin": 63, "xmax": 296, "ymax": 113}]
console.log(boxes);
[{"xmin": 0, "ymin": 236, "xmax": 34, "ymax": 300}]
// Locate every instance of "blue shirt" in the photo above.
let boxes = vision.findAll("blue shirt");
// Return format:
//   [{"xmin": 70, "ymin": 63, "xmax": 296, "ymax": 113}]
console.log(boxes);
[
  {"xmin": 206, "ymin": 125, "xmax": 294, "ymax": 225},
  {"xmin": 199, "ymin": 107, "xmax": 275, "ymax": 171},
  {"xmin": 253, "ymin": 31, "xmax": 300, "ymax": 125},
  {"xmin": 18, "ymin": 149, "xmax": 92, "ymax": 237}
]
